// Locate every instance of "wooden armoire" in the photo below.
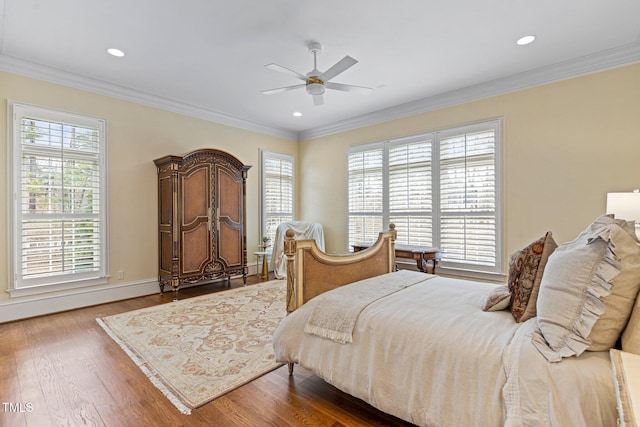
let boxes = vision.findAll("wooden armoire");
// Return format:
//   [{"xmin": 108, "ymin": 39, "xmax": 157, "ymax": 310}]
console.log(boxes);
[{"xmin": 154, "ymin": 149, "xmax": 251, "ymax": 293}]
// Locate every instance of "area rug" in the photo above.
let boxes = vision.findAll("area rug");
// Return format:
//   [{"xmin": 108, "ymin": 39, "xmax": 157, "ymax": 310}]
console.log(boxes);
[{"xmin": 97, "ymin": 280, "xmax": 286, "ymax": 415}]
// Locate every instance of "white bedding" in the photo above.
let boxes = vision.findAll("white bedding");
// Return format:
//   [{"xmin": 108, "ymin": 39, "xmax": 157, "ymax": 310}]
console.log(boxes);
[
  {"xmin": 272, "ymin": 271, "xmax": 617, "ymax": 426},
  {"xmin": 305, "ymin": 270, "xmax": 432, "ymax": 343}
]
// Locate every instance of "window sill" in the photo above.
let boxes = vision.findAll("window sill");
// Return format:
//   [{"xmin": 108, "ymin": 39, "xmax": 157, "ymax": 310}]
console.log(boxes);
[
  {"xmin": 395, "ymin": 260, "xmax": 505, "ymax": 283},
  {"xmin": 7, "ymin": 276, "xmax": 110, "ymax": 298},
  {"xmin": 436, "ymin": 266, "xmax": 506, "ymax": 283}
]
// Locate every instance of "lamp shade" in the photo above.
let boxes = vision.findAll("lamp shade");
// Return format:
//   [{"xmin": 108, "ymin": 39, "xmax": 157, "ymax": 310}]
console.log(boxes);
[{"xmin": 606, "ymin": 191, "xmax": 640, "ymax": 223}]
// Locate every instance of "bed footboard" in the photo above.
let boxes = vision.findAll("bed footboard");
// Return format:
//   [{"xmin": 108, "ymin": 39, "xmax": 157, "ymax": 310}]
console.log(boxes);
[{"xmin": 283, "ymin": 224, "xmax": 397, "ymax": 313}]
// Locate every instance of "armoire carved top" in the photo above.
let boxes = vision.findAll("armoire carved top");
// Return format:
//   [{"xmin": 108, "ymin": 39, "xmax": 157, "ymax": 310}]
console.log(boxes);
[{"xmin": 154, "ymin": 148, "xmax": 251, "ymax": 174}]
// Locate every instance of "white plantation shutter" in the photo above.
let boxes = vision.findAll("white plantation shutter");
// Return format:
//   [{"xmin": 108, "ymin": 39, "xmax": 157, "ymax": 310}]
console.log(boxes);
[
  {"xmin": 439, "ymin": 126, "xmax": 497, "ymax": 267},
  {"xmin": 389, "ymin": 139, "xmax": 433, "ymax": 246},
  {"xmin": 348, "ymin": 145, "xmax": 383, "ymax": 248},
  {"xmin": 347, "ymin": 120, "xmax": 502, "ymax": 276},
  {"xmin": 10, "ymin": 103, "xmax": 107, "ymax": 292},
  {"xmin": 261, "ymin": 151, "xmax": 294, "ymax": 243}
]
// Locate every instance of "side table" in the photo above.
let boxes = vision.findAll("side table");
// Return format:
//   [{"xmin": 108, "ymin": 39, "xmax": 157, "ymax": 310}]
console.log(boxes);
[
  {"xmin": 254, "ymin": 251, "xmax": 268, "ymax": 281},
  {"xmin": 353, "ymin": 243, "xmax": 442, "ymax": 274}
]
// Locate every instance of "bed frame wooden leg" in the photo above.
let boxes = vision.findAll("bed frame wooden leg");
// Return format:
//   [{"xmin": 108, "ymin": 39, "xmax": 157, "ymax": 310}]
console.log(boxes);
[{"xmin": 288, "ymin": 363, "xmax": 294, "ymax": 376}]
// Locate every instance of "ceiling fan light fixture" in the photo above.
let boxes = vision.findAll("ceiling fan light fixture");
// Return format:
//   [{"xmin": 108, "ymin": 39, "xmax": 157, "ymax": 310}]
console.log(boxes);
[{"xmin": 306, "ymin": 82, "xmax": 325, "ymax": 96}]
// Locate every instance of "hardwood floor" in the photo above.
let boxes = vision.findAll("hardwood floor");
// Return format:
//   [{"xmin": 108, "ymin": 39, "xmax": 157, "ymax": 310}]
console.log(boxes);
[{"xmin": 0, "ymin": 275, "xmax": 414, "ymax": 427}]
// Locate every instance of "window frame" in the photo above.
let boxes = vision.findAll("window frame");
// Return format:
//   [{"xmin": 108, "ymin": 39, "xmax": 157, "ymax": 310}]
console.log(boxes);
[
  {"xmin": 7, "ymin": 101, "xmax": 109, "ymax": 297},
  {"xmin": 260, "ymin": 150, "xmax": 295, "ymax": 245},
  {"xmin": 347, "ymin": 119, "xmax": 504, "ymax": 279}
]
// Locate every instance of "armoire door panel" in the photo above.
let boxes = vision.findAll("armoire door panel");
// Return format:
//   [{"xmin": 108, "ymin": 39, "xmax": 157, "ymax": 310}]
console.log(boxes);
[
  {"xmin": 181, "ymin": 222, "xmax": 210, "ymax": 273},
  {"xmin": 217, "ymin": 166, "xmax": 241, "ymax": 222},
  {"xmin": 182, "ymin": 165, "xmax": 209, "ymax": 225},
  {"xmin": 219, "ymin": 222, "xmax": 242, "ymax": 266}
]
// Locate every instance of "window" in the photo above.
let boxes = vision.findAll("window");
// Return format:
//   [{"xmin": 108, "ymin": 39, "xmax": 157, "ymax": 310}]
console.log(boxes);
[
  {"xmin": 347, "ymin": 120, "xmax": 503, "ymax": 276},
  {"xmin": 8, "ymin": 102, "xmax": 108, "ymax": 296},
  {"xmin": 348, "ymin": 145, "xmax": 383, "ymax": 245},
  {"xmin": 261, "ymin": 151, "xmax": 294, "ymax": 244}
]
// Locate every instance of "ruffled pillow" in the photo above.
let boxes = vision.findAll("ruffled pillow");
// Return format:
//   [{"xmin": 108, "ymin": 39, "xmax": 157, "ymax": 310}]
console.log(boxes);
[
  {"xmin": 622, "ymin": 296, "xmax": 640, "ymax": 354},
  {"xmin": 532, "ymin": 215, "xmax": 624, "ymax": 362},
  {"xmin": 586, "ymin": 222, "xmax": 640, "ymax": 350}
]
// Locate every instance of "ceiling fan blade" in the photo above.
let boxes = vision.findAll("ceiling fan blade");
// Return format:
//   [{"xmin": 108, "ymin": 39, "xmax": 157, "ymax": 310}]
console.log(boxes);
[
  {"xmin": 261, "ymin": 84, "xmax": 305, "ymax": 95},
  {"xmin": 265, "ymin": 63, "xmax": 308, "ymax": 81},
  {"xmin": 325, "ymin": 82, "xmax": 373, "ymax": 95},
  {"xmin": 319, "ymin": 55, "xmax": 358, "ymax": 82},
  {"xmin": 313, "ymin": 94, "xmax": 324, "ymax": 106}
]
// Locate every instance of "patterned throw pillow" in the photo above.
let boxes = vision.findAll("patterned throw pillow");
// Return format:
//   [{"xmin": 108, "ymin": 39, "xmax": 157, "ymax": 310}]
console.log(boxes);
[{"xmin": 508, "ymin": 232, "xmax": 557, "ymax": 323}]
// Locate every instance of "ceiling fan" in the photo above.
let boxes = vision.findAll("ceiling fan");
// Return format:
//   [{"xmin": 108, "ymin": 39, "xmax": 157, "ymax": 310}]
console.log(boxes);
[{"xmin": 262, "ymin": 42, "xmax": 373, "ymax": 106}]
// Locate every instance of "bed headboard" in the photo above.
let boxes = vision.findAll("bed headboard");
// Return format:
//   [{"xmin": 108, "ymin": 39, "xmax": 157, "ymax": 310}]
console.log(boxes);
[{"xmin": 283, "ymin": 224, "xmax": 397, "ymax": 313}]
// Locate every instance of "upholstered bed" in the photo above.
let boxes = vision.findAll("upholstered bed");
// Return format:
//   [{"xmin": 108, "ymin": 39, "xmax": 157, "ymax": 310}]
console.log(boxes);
[{"xmin": 273, "ymin": 217, "xmax": 640, "ymax": 426}]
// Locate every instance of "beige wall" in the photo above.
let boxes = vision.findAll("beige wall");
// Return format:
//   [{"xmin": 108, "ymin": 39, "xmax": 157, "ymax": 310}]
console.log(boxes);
[
  {"xmin": 299, "ymin": 63, "xmax": 640, "ymax": 272},
  {"xmin": 0, "ymin": 72, "xmax": 297, "ymax": 303},
  {"xmin": 1, "ymin": 62, "xmax": 639, "ymax": 309}
]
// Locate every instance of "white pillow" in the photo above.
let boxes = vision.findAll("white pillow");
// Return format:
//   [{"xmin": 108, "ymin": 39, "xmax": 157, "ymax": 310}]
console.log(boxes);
[
  {"xmin": 622, "ymin": 297, "xmax": 640, "ymax": 354},
  {"xmin": 588, "ymin": 223, "xmax": 640, "ymax": 350},
  {"xmin": 532, "ymin": 215, "xmax": 624, "ymax": 362},
  {"xmin": 482, "ymin": 286, "xmax": 511, "ymax": 312}
]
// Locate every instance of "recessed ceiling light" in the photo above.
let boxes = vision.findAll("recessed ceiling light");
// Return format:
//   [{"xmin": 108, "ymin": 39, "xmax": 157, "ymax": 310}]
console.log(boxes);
[
  {"xmin": 516, "ymin": 35, "xmax": 536, "ymax": 46},
  {"xmin": 292, "ymin": 112, "xmax": 302, "ymax": 117},
  {"xmin": 107, "ymin": 48, "xmax": 125, "ymax": 57}
]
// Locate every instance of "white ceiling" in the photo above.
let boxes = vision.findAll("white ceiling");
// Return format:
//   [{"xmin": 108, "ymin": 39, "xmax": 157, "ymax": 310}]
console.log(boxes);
[{"xmin": 1, "ymin": 0, "xmax": 639, "ymax": 141}]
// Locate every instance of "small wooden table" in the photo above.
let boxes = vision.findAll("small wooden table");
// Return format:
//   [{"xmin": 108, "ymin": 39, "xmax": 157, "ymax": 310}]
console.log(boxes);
[
  {"xmin": 353, "ymin": 243, "xmax": 442, "ymax": 274},
  {"xmin": 253, "ymin": 251, "xmax": 268, "ymax": 281}
]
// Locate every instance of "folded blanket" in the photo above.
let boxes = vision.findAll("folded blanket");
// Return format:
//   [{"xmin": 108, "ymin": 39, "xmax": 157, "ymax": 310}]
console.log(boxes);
[{"xmin": 304, "ymin": 270, "xmax": 434, "ymax": 343}]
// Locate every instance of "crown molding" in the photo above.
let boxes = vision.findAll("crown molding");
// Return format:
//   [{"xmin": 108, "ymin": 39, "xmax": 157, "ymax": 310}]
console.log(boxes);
[
  {"xmin": 2, "ymin": 42, "xmax": 639, "ymax": 143},
  {"xmin": 298, "ymin": 42, "xmax": 640, "ymax": 141},
  {"xmin": 0, "ymin": 54, "xmax": 298, "ymax": 141}
]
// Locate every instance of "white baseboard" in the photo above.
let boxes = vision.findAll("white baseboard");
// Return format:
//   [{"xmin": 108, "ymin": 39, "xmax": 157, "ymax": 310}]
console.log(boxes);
[
  {"xmin": 1, "ymin": 263, "xmax": 270, "ymax": 323},
  {"xmin": 0, "ymin": 278, "xmax": 159, "ymax": 323}
]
